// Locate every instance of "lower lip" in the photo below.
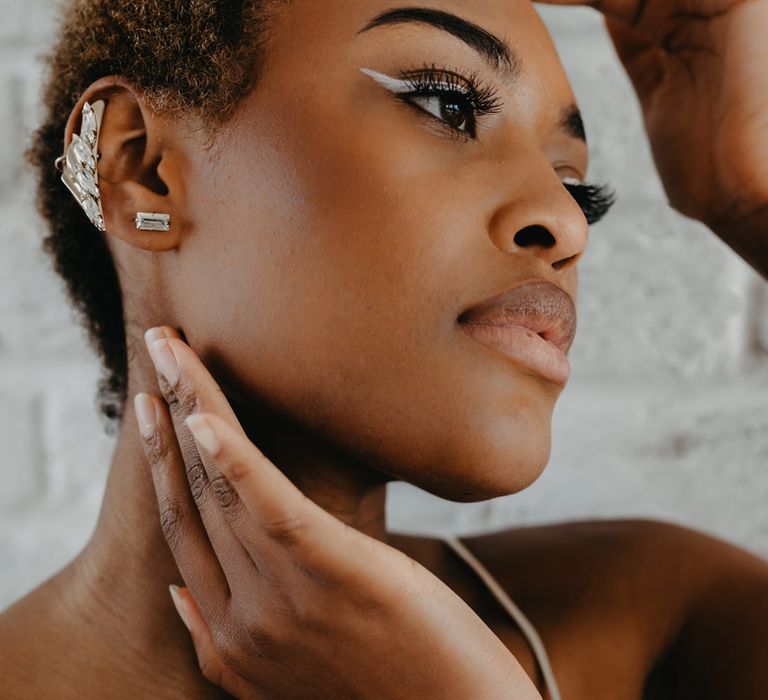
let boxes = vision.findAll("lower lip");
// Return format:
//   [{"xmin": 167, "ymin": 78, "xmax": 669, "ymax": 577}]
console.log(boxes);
[{"xmin": 458, "ymin": 323, "xmax": 571, "ymax": 385}]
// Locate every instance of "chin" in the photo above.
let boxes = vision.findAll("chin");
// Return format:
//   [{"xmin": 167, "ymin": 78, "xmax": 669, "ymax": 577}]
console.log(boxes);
[{"xmin": 399, "ymin": 406, "xmax": 555, "ymax": 503}]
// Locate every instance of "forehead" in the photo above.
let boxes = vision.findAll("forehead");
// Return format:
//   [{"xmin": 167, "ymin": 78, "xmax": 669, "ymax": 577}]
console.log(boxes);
[
  {"xmin": 265, "ymin": 0, "xmax": 580, "ymax": 134},
  {"xmin": 273, "ymin": 2, "xmax": 570, "ymax": 78}
]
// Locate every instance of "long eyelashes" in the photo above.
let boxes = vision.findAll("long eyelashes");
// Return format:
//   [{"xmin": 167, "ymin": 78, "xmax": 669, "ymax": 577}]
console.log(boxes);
[
  {"xmin": 360, "ymin": 63, "xmax": 502, "ymax": 140},
  {"xmin": 396, "ymin": 62, "xmax": 504, "ymax": 130},
  {"xmin": 562, "ymin": 180, "xmax": 617, "ymax": 225},
  {"xmin": 360, "ymin": 65, "xmax": 618, "ymax": 225}
]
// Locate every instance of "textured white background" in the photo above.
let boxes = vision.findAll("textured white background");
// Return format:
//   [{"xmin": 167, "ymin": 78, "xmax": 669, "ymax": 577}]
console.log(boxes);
[{"xmin": 1, "ymin": 2, "xmax": 767, "ymax": 611}]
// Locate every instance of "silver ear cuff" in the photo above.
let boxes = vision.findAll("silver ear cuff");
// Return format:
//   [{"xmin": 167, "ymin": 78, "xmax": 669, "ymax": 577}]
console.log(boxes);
[
  {"xmin": 54, "ymin": 101, "xmax": 171, "ymax": 234},
  {"xmin": 54, "ymin": 100, "xmax": 106, "ymax": 232}
]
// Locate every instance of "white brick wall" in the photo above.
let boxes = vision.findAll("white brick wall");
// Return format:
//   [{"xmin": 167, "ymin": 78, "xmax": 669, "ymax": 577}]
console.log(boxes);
[{"xmin": 2, "ymin": 3, "xmax": 766, "ymax": 611}]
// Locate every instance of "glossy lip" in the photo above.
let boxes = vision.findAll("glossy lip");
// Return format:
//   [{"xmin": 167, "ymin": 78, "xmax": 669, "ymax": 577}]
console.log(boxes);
[{"xmin": 456, "ymin": 280, "xmax": 577, "ymax": 385}]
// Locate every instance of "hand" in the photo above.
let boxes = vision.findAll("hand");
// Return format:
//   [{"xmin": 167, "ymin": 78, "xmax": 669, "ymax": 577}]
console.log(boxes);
[
  {"xmin": 135, "ymin": 326, "xmax": 541, "ymax": 700},
  {"xmin": 540, "ymin": 0, "xmax": 768, "ymax": 233}
]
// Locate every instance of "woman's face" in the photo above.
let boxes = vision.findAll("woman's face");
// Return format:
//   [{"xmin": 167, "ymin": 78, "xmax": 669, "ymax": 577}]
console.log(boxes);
[{"xmin": 174, "ymin": 0, "xmax": 590, "ymax": 500}]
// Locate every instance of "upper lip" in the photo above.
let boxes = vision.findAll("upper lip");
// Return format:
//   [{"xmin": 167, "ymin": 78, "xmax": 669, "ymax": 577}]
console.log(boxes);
[{"xmin": 457, "ymin": 280, "xmax": 577, "ymax": 355}]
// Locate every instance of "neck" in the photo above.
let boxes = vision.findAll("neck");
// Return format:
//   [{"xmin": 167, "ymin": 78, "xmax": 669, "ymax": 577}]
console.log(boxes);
[{"xmin": 63, "ymin": 353, "xmax": 392, "ymax": 695}]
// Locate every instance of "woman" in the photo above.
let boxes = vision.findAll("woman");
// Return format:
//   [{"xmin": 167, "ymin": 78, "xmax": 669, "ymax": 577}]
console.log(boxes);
[{"xmin": 1, "ymin": 0, "xmax": 767, "ymax": 697}]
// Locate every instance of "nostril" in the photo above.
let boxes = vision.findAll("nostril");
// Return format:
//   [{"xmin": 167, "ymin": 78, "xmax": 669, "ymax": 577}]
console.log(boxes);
[{"xmin": 514, "ymin": 224, "xmax": 556, "ymax": 249}]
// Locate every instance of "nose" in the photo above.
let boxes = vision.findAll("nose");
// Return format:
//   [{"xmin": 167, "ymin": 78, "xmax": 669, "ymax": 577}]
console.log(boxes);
[{"xmin": 487, "ymin": 161, "xmax": 590, "ymax": 272}]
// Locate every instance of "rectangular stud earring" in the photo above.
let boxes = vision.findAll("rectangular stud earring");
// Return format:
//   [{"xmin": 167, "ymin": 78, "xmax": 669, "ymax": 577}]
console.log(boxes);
[{"xmin": 135, "ymin": 212, "xmax": 171, "ymax": 231}]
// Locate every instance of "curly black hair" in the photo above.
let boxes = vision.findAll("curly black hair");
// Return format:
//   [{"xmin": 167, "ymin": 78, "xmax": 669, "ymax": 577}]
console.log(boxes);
[{"xmin": 26, "ymin": 0, "xmax": 286, "ymax": 433}]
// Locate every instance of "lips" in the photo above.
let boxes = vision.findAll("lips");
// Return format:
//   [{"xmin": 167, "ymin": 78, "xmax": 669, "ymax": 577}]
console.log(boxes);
[{"xmin": 456, "ymin": 280, "xmax": 577, "ymax": 384}]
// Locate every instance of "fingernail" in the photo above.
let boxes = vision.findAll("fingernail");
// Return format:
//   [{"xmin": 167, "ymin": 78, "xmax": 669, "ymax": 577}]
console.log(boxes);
[
  {"xmin": 134, "ymin": 392, "xmax": 157, "ymax": 440},
  {"xmin": 169, "ymin": 584, "xmax": 191, "ymax": 631},
  {"xmin": 186, "ymin": 414, "xmax": 221, "ymax": 457},
  {"xmin": 144, "ymin": 326, "xmax": 172, "ymax": 348},
  {"xmin": 149, "ymin": 338, "xmax": 180, "ymax": 386}
]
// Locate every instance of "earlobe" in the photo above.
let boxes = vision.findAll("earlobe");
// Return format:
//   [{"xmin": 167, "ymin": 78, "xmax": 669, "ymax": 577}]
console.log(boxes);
[{"xmin": 58, "ymin": 77, "xmax": 188, "ymax": 252}]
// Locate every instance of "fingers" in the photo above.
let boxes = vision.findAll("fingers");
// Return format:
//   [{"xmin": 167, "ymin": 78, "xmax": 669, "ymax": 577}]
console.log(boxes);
[
  {"xmin": 185, "ymin": 412, "xmax": 313, "ymax": 544},
  {"xmin": 145, "ymin": 326, "xmax": 240, "ymax": 427},
  {"xmin": 169, "ymin": 585, "xmax": 255, "ymax": 699},
  {"xmin": 142, "ymin": 326, "xmax": 385, "ymax": 593},
  {"xmin": 604, "ymin": 16, "xmax": 666, "ymax": 100},
  {"xmin": 136, "ymin": 391, "xmax": 231, "ymax": 613},
  {"xmin": 184, "ymin": 411, "xmax": 388, "ymax": 588},
  {"xmin": 144, "ymin": 329, "xmax": 253, "ymax": 584},
  {"xmin": 144, "ymin": 328, "xmax": 244, "ymax": 512}
]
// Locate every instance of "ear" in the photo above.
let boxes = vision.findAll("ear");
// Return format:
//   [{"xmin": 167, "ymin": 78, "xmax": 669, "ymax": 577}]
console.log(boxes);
[{"xmin": 63, "ymin": 76, "xmax": 189, "ymax": 252}]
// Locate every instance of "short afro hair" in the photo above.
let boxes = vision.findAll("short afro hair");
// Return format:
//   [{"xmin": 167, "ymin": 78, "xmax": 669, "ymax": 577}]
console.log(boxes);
[{"xmin": 27, "ymin": 0, "xmax": 285, "ymax": 433}]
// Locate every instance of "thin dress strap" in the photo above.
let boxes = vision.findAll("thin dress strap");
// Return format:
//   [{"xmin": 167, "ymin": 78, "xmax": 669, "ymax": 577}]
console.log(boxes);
[{"xmin": 443, "ymin": 535, "xmax": 563, "ymax": 700}]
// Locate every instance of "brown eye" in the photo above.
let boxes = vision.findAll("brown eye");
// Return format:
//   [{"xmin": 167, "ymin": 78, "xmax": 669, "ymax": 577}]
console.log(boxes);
[
  {"xmin": 409, "ymin": 92, "xmax": 474, "ymax": 133},
  {"xmin": 439, "ymin": 96, "xmax": 471, "ymax": 130},
  {"xmin": 391, "ymin": 64, "xmax": 504, "ymax": 142}
]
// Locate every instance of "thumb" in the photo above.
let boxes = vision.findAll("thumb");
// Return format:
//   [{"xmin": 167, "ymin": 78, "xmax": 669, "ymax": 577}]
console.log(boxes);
[
  {"xmin": 604, "ymin": 15, "xmax": 667, "ymax": 104},
  {"xmin": 169, "ymin": 585, "xmax": 253, "ymax": 699}
]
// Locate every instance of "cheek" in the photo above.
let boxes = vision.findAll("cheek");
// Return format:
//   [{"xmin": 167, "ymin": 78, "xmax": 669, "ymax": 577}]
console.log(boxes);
[{"xmin": 180, "ymin": 95, "xmax": 560, "ymax": 499}]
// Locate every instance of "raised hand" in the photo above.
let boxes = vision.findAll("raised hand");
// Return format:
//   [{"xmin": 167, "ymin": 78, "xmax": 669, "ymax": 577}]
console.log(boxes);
[
  {"xmin": 134, "ymin": 326, "xmax": 542, "ymax": 700},
  {"xmin": 540, "ymin": 0, "xmax": 768, "ymax": 275}
]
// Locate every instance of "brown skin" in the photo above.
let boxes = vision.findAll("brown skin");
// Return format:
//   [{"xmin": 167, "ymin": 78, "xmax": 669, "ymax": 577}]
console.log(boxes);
[
  {"xmin": 135, "ymin": 329, "xmax": 768, "ymax": 700},
  {"xmin": 1, "ymin": 0, "xmax": 767, "ymax": 697},
  {"xmin": 132, "ymin": 329, "xmax": 540, "ymax": 699}
]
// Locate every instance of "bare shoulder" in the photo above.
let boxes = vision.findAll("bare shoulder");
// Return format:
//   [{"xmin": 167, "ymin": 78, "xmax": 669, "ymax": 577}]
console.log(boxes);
[
  {"xmin": 465, "ymin": 517, "xmax": 768, "ymax": 604},
  {"xmin": 464, "ymin": 518, "xmax": 768, "ymax": 698}
]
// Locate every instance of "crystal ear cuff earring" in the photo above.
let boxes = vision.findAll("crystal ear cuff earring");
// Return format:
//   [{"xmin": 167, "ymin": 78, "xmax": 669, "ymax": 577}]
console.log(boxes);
[{"xmin": 54, "ymin": 100, "xmax": 106, "ymax": 232}]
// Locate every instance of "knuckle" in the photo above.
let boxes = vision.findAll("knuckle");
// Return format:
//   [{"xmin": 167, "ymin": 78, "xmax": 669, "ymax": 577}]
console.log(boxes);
[
  {"xmin": 185, "ymin": 458, "xmax": 208, "ymax": 502},
  {"xmin": 176, "ymin": 381, "xmax": 201, "ymax": 416},
  {"xmin": 158, "ymin": 497, "xmax": 184, "ymax": 546},
  {"xmin": 166, "ymin": 376, "xmax": 200, "ymax": 418},
  {"xmin": 220, "ymin": 603, "xmax": 281, "ymax": 665},
  {"xmin": 210, "ymin": 474, "xmax": 239, "ymax": 510},
  {"xmin": 175, "ymin": 430, "xmax": 209, "ymax": 504},
  {"xmin": 212, "ymin": 627, "xmax": 273, "ymax": 671},
  {"xmin": 154, "ymin": 369, "xmax": 177, "ymax": 403},
  {"xmin": 143, "ymin": 429, "xmax": 168, "ymax": 467}
]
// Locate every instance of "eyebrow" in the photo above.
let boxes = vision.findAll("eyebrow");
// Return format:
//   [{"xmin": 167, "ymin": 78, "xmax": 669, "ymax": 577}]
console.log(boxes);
[
  {"xmin": 358, "ymin": 6, "xmax": 518, "ymax": 78},
  {"xmin": 357, "ymin": 6, "xmax": 587, "ymax": 145}
]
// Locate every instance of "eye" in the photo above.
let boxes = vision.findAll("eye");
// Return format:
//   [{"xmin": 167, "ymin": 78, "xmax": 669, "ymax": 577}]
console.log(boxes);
[
  {"xmin": 408, "ymin": 91, "xmax": 476, "ymax": 134},
  {"xmin": 359, "ymin": 64, "xmax": 503, "ymax": 142}
]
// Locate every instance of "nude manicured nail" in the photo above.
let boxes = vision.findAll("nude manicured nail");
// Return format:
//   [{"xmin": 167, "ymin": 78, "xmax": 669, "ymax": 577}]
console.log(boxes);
[
  {"xmin": 134, "ymin": 392, "xmax": 157, "ymax": 440},
  {"xmin": 149, "ymin": 338, "xmax": 180, "ymax": 386},
  {"xmin": 169, "ymin": 584, "xmax": 191, "ymax": 631},
  {"xmin": 144, "ymin": 326, "xmax": 172, "ymax": 347},
  {"xmin": 185, "ymin": 414, "xmax": 221, "ymax": 457}
]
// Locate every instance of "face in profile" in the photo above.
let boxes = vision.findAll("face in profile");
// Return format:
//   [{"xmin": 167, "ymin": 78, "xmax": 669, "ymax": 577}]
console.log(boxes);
[{"xmin": 159, "ymin": 0, "xmax": 600, "ymax": 502}]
